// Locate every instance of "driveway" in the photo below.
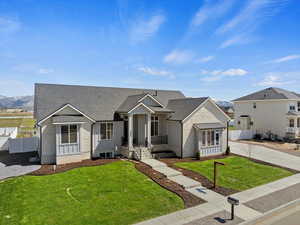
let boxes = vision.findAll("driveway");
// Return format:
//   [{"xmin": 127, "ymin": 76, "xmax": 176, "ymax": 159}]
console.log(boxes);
[
  {"xmin": 230, "ymin": 141, "xmax": 300, "ymax": 171},
  {"xmin": 0, "ymin": 151, "xmax": 41, "ymax": 180}
]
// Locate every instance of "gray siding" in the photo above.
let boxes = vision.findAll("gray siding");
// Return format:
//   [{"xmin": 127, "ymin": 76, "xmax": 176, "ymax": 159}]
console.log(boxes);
[
  {"xmin": 167, "ymin": 120, "xmax": 182, "ymax": 157},
  {"xmin": 92, "ymin": 121, "xmax": 123, "ymax": 157}
]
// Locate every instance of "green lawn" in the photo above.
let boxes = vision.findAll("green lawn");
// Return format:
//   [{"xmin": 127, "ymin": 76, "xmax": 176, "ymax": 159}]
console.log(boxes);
[
  {"xmin": 0, "ymin": 161, "xmax": 183, "ymax": 225},
  {"xmin": 175, "ymin": 156, "xmax": 293, "ymax": 191}
]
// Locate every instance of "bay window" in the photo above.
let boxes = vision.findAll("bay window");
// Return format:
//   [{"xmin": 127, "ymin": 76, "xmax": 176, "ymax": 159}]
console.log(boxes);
[
  {"xmin": 201, "ymin": 130, "xmax": 221, "ymax": 147},
  {"xmin": 61, "ymin": 124, "xmax": 78, "ymax": 144}
]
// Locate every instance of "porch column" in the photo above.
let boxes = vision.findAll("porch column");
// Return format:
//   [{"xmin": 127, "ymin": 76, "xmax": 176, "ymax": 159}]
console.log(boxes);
[
  {"xmin": 147, "ymin": 113, "xmax": 151, "ymax": 147},
  {"xmin": 128, "ymin": 114, "xmax": 133, "ymax": 148}
]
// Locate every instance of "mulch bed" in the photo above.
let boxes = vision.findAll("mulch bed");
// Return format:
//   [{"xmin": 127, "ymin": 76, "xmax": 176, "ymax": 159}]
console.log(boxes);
[
  {"xmin": 133, "ymin": 161, "xmax": 206, "ymax": 208},
  {"xmin": 160, "ymin": 155, "xmax": 238, "ymax": 196},
  {"xmin": 30, "ymin": 158, "xmax": 119, "ymax": 175}
]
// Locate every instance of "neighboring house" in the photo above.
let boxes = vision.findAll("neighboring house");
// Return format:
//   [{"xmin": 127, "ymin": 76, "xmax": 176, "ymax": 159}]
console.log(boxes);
[
  {"xmin": 233, "ymin": 87, "xmax": 300, "ymax": 140},
  {"xmin": 0, "ymin": 127, "xmax": 18, "ymax": 151},
  {"xmin": 34, "ymin": 83, "xmax": 230, "ymax": 165}
]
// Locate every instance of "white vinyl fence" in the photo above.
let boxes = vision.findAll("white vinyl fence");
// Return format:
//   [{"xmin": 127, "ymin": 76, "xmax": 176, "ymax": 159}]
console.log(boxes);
[
  {"xmin": 229, "ymin": 130, "xmax": 255, "ymax": 141},
  {"xmin": 9, "ymin": 137, "xmax": 39, "ymax": 154},
  {"xmin": 0, "ymin": 127, "xmax": 18, "ymax": 151}
]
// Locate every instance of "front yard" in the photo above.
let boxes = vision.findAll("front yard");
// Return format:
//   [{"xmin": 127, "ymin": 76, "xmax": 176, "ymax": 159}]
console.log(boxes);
[
  {"xmin": 174, "ymin": 156, "xmax": 293, "ymax": 192},
  {"xmin": 0, "ymin": 161, "xmax": 184, "ymax": 225}
]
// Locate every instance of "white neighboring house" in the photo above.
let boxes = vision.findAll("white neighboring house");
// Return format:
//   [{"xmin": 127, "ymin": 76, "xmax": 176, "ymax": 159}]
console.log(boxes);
[
  {"xmin": 233, "ymin": 87, "xmax": 300, "ymax": 140},
  {"xmin": 0, "ymin": 127, "xmax": 18, "ymax": 151}
]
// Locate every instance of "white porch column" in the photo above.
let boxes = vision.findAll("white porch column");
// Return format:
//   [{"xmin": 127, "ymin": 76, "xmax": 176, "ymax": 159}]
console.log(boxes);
[
  {"xmin": 147, "ymin": 113, "xmax": 151, "ymax": 147},
  {"xmin": 128, "ymin": 114, "xmax": 133, "ymax": 148}
]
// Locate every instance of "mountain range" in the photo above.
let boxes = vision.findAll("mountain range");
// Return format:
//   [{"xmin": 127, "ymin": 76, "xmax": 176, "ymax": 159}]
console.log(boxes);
[{"xmin": 0, "ymin": 95, "xmax": 34, "ymax": 111}]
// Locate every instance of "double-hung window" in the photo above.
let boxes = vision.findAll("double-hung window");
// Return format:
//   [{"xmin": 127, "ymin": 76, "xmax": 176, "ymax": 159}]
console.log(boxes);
[
  {"xmin": 151, "ymin": 116, "xmax": 159, "ymax": 136},
  {"xmin": 289, "ymin": 104, "xmax": 296, "ymax": 112},
  {"xmin": 289, "ymin": 119, "xmax": 295, "ymax": 128},
  {"xmin": 61, "ymin": 124, "xmax": 78, "ymax": 144},
  {"xmin": 100, "ymin": 122, "xmax": 113, "ymax": 140}
]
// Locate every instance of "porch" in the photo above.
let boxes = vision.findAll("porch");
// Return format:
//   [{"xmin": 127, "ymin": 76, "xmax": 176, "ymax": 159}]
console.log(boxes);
[
  {"xmin": 120, "ymin": 112, "xmax": 169, "ymax": 160},
  {"xmin": 286, "ymin": 115, "xmax": 300, "ymax": 139}
]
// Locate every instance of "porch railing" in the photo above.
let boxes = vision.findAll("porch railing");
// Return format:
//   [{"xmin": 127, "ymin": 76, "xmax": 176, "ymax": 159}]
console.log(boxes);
[{"xmin": 151, "ymin": 135, "xmax": 168, "ymax": 145}]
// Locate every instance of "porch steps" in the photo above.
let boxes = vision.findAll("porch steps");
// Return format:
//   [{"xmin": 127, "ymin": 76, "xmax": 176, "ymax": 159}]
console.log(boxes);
[{"xmin": 153, "ymin": 166, "xmax": 182, "ymax": 178}]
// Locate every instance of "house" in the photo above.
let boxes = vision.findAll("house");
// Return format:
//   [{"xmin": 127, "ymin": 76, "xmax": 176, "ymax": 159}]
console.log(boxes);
[
  {"xmin": 34, "ymin": 83, "xmax": 230, "ymax": 165},
  {"xmin": 219, "ymin": 106, "xmax": 234, "ymax": 119},
  {"xmin": 233, "ymin": 87, "xmax": 300, "ymax": 140}
]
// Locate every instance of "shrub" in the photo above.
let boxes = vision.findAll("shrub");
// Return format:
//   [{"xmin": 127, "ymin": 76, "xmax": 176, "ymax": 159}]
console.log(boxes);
[{"xmin": 196, "ymin": 152, "xmax": 201, "ymax": 160}]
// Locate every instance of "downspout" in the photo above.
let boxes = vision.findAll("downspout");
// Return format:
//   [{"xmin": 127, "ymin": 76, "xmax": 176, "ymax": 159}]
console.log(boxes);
[
  {"xmin": 37, "ymin": 123, "xmax": 42, "ymax": 163},
  {"xmin": 181, "ymin": 121, "xmax": 183, "ymax": 158},
  {"xmin": 226, "ymin": 120, "xmax": 229, "ymax": 150},
  {"xmin": 90, "ymin": 122, "xmax": 95, "ymax": 160}
]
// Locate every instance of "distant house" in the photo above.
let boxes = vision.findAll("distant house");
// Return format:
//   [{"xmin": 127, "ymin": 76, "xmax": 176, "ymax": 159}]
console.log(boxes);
[
  {"xmin": 233, "ymin": 87, "xmax": 300, "ymax": 139},
  {"xmin": 34, "ymin": 83, "xmax": 230, "ymax": 165},
  {"xmin": 219, "ymin": 106, "xmax": 234, "ymax": 119}
]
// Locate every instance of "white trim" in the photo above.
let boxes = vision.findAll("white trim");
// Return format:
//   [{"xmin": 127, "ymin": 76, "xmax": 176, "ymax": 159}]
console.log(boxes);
[
  {"xmin": 53, "ymin": 122, "xmax": 86, "ymax": 125},
  {"xmin": 233, "ymin": 99, "xmax": 300, "ymax": 103},
  {"xmin": 60, "ymin": 124, "xmax": 79, "ymax": 145},
  {"xmin": 151, "ymin": 115, "xmax": 159, "ymax": 137},
  {"xmin": 99, "ymin": 122, "xmax": 114, "ymax": 141},
  {"xmin": 182, "ymin": 98, "xmax": 230, "ymax": 123},
  {"xmin": 38, "ymin": 103, "xmax": 95, "ymax": 125},
  {"xmin": 128, "ymin": 102, "xmax": 155, "ymax": 114},
  {"xmin": 138, "ymin": 94, "xmax": 164, "ymax": 107}
]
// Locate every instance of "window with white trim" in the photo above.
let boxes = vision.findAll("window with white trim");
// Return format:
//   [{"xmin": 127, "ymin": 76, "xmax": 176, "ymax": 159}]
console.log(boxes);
[
  {"xmin": 298, "ymin": 102, "xmax": 300, "ymax": 112},
  {"xmin": 289, "ymin": 104, "xmax": 296, "ymax": 111},
  {"xmin": 151, "ymin": 116, "xmax": 159, "ymax": 136},
  {"xmin": 61, "ymin": 124, "xmax": 78, "ymax": 144},
  {"xmin": 100, "ymin": 122, "xmax": 113, "ymax": 140},
  {"xmin": 201, "ymin": 130, "xmax": 221, "ymax": 147}
]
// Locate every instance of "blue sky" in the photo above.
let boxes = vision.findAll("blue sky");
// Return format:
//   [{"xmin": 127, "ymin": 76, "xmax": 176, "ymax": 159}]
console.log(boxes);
[{"xmin": 0, "ymin": 0, "xmax": 300, "ymax": 100}]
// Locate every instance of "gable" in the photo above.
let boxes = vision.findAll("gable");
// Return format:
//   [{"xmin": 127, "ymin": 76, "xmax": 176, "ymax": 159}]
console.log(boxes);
[
  {"xmin": 183, "ymin": 100, "xmax": 229, "ymax": 124},
  {"xmin": 128, "ymin": 103, "xmax": 153, "ymax": 114},
  {"xmin": 140, "ymin": 96, "xmax": 161, "ymax": 107}
]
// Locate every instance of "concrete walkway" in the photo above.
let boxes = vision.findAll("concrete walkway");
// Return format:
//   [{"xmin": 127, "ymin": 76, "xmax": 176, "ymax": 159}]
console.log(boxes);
[
  {"xmin": 138, "ymin": 158, "xmax": 300, "ymax": 225},
  {"xmin": 230, "ymin": 141, "xmax": 300, "ymax": 171}
]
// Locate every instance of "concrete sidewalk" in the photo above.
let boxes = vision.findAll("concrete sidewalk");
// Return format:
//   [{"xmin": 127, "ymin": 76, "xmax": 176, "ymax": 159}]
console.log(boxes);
[
  {"xmin": 230, "ymin": 141, "xmax": 300, "ymax": 171},
  {"xmin": 138, "ymin": 157, "xmax": 300, "ymax": 225}
]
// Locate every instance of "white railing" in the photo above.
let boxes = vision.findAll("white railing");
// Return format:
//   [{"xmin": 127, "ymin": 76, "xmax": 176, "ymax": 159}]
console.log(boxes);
[
  {"xmin": 286, "ymin": 127, "xmax": 300, "ymax": 135},
  {"xmin": 199, "ymin": 146, "xmax": 222, "ymax": 157}
]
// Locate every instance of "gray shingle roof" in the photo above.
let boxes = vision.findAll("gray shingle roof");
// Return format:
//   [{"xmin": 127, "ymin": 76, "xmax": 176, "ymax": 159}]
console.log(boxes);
[
  {"xmin": 34, "ymin": 83, "xmax": 185, "ymax": 122},
  {"xmin": 167, "ymin": 97, "xmax": 209, "ymax": 120},
  {"xmin": 233, "ymin": 87, "xmax": 300, "ymax": 101}
]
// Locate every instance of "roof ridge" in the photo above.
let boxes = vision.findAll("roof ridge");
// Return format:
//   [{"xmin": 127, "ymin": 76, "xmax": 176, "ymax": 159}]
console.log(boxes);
[{"xmin": 35, "ymin": 83, "xmax": 182, "ymax": 93}]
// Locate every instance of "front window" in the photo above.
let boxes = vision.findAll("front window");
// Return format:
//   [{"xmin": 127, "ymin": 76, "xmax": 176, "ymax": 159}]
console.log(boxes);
[
  {"xmin": 100, "ymin": 122, "xmax": 113, "ymax": 140},
  {"xmin": 298, "ymin": 102, "xmax": 300, "ymax": 111},
  {"xmin": 151, "ymin": 116, "xmax": 159, "ymax": 136},
  {"xmin": 61, "ymin": 124, "xmax": 78, "ymax": 144},
  {"xmin": 289, "ymin": 119, "xmax": 295, "ymax": 128},
  {"xmin": 298, "ymin": 118, "xmax": 300, "ymax": 128},
  {"xmin": 201, "ymin": 130, "xmax": 221, "ymax": 147}
]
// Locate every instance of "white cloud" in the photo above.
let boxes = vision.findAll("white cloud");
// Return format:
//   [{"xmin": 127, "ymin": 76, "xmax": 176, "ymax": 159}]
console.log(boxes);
[
  {"xmin": 216, "ymin": 0, "xmax": 287, "ymax": 34},
  {"xmin": 163, "ymin": 50, "xmax": 194, "ymax": 64},
  {"xmin": 0, "ymin": 16, "xmax": 21, "ymax": 34},
  {"xmin": 258, "ymin": 75, "xmax": 287, "ymax": 86},
  {"xmin": 129, "ymin": 12, "xmax": 165, "ymax": 43},
  {"xmin": 266, "ymin": 54, "xmax": 300, "ymax": 63},
  {"xmin": 38, "ymin": 68, "xmax": 54, "ymax": 74},
  {"xmin": 191, "ymin": 0, "xmax": 235, "ymax": 27},
  {"xmin": 138, "ymin": 66, "xmax": 174, "ymax": 78},
  {"xmin": 201, "ymin": 68, "xmax": 248, "ymax": 82},
  {"xmin": 217, "ymin": 0, "xmax": 288, "ymax": 48},
  {"xmin": 12, "ymin": 64, "xmax": 54, "ymax": 75},
  {"xmin": 196, "ymin": 55, "xmax": 215, "ymax": 63}
]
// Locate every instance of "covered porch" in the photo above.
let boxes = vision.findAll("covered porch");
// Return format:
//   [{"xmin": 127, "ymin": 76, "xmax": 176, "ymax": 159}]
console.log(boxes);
[{"xmin": 286, "ymin": 112, "xmax": 300, "ymax": 139}]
